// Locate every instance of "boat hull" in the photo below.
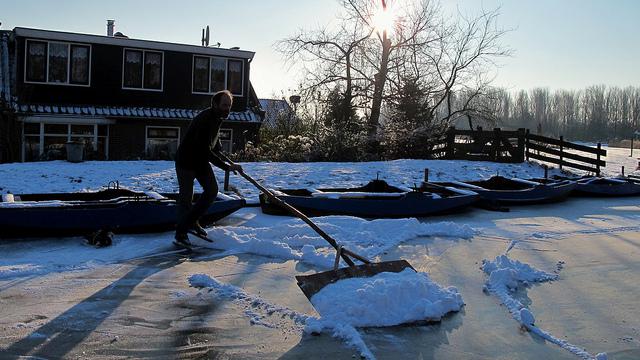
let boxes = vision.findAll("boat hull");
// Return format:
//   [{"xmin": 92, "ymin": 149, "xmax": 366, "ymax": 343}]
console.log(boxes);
[
  {"xmin": 0, "ymin": 194, "xmax": 245, "ymax": 238},
  {"xmin": 534, "ymin": 176, "xmax": 640, "ymax": 197},
  {"xmin": 574, "ymin": 178, "xmax": 640, "ymax": 196},
  {"xmin": 473, "ymin": 182, "xmax": 576, "ymax": 204},
  {"xmin": 260, "ymin": 191, "xmax": 479, "ymax": 218},
  {"xmin": 432, "ymin": 177, "xmax": 576, "ymax": 205}
]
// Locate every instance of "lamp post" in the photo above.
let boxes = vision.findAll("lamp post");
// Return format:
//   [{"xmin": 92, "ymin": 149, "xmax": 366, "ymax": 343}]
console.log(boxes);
[
  {"xmin": 289, "ymin": 95, "xmax": 301, "ymax": 113},
  {"xmin": 288, "ymin": 95, "xmax": 301, "ymax": 135}
]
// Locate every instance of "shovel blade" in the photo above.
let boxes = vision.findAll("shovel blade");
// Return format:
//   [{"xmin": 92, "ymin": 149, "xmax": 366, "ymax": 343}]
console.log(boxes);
[{"xmin": 295, "ymin": 260, "xmax": 415, "ymax": 300}]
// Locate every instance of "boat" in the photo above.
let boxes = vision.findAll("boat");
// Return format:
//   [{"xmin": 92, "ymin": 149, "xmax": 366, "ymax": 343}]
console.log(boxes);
[
  {"xmin": 535, "ymin": 175, "xmax": 640, "ymax": 197},
  {"xmin": 424, "ymin": 175, "xmax": 576, "ymax": 205},
  {"xmin": 0, "ymin": 188, "xmax": 245, "ymax": 238},
  {"xmin": 259, "ymin": 179, "xmax": 479, "ymax": 218}
]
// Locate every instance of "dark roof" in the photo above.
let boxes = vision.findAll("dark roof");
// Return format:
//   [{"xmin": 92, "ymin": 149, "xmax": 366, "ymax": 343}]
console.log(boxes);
[{"xmin": 12, "ymin": 27, "xmax": 255, "ymax": 60}]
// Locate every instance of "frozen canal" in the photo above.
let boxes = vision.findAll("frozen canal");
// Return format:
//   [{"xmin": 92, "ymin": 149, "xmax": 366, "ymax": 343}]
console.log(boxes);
[{"xmin": 1, "ymin": 196, "xmax": 639, "ymax": 359}]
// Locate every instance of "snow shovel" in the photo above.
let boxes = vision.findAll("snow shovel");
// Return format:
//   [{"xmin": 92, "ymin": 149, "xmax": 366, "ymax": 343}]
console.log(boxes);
[{"xmin": 233, "ymin": 166, "xmax": 415, "ymax": 300}]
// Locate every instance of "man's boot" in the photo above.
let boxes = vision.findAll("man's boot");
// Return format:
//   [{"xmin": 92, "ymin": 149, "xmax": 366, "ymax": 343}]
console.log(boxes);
[
  {"xmin": 190, "ymin": 220, "xmax": 207, "ymax": 237},
  {"xmin": 174, "ymin": 232, "xmax": 192, "ymax": 247}
]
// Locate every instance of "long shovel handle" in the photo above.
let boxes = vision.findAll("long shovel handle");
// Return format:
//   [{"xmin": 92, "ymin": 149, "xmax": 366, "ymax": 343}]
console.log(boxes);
[{"xmin": 235, "ymin": 169, "xmax": 370, "ymax": 266}]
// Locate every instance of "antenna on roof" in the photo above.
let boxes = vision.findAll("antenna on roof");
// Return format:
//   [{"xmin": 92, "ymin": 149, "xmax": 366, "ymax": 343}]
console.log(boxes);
[{"xmin": 201, "ymin": 25, "xmax": 211, "ymax": 47}]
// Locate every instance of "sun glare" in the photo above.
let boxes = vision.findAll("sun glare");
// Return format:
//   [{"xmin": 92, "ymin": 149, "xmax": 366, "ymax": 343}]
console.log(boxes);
[{"xmin": 371, "ymin": 1, "xmax": 397, "ymax": 36}]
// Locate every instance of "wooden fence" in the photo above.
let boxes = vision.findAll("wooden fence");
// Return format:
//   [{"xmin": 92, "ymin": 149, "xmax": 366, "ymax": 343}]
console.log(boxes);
[
  {"xmin": 525, "ymin": 130, "xmax": 606, "ymax": 175},
  {"xmin": 432, "ymin": 127, "xmax": 606, "ymax": 175}
]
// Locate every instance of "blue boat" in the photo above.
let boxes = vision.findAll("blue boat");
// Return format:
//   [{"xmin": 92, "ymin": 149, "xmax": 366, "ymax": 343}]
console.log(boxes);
[
  {"xmin": 539, "ymin": 175, "xmax": 640, "ymax": 197},
  {"xmin": 0, "ymin": 189, "xmax": 245, "ymax": 238},
  {"xmin": 259, "ymin": 179, "xmax": 479, "ymax": 218},
  {"xmin": 427, "ymin": 176, "xmax": 576, "ymax": 205}
]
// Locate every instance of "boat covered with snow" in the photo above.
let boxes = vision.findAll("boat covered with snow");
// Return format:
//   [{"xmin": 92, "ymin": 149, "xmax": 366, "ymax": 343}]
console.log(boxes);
[
  {"xmin": 0, "ymin": 189, "xmax": 245, "ymax": 238},
  {"xmin": 259, "ymin": 179, "xmax": 479, "ymax": 218},
  {"xmin": 535, "ymin": 175, "xmax": 640, "ymax": 197},
  {"xmin": 424, "ymin": 176, "xmax": 576, "ymax": 205}
]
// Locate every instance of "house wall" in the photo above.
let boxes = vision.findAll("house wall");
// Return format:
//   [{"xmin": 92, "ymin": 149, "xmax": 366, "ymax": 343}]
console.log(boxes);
[
  {"xmin": 0, "ymin": 111, "xmax": 21, "ymax": 163},
  {"xmin": 13, "ymin": 37, "xmax": 251, "ymax": 111},
  {"xmin": 107, "ymin": 118, "xmax": 260, "ymax": 160}
]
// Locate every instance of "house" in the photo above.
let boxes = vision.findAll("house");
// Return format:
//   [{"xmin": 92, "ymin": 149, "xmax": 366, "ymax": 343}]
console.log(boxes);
[
  {"xmin": 258, "ymin": 98, "xmax": 294, "ymax": 129},
  {"xmin": 0, "ymin": 24, "xmax": 264, "ymax": 163}
]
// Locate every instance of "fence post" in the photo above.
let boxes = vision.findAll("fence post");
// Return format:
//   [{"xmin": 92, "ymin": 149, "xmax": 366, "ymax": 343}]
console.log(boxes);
[
  {"xmin": 525, "ymin": 129, "xmax": 530, "ymax": 162},
  {"xmin": 596, "ymin": 143, "xmax": 601, "ymax": 176},
  {"xmin": 493, "ymin": 128, "xmax": 501, "ymax": 162},
  {"xmin": 446, "ymin": 127, "xmax": 455, "ymax": 159},
  {"xmin": 559, "ymin": 136, "xmax": 564, "ymax": 171},
  {"xmin": 517, "ymin": 128, "xmax": 525, "ymax": 162}
]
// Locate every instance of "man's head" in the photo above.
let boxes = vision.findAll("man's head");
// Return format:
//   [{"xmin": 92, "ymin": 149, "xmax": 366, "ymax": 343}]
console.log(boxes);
[{"xmin": 211, "ymin": 90, "xmax": 233, "ymax": 118}]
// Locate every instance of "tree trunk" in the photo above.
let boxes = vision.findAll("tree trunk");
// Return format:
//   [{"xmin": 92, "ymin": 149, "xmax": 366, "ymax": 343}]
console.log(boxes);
[
  {"xmin": 343, "ymin": 53, "xmax": 353, "ymax": 124},
  {"xmin": 367, "ymin": 32, "xmax": 391, "ymax": 153}
]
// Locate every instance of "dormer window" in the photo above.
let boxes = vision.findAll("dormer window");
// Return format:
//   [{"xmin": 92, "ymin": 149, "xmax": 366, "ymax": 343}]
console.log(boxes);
[
  {"xmin": 122, "ymin": 49, "xmax": 163, "ymax": 91},
  {"xmin": 192, "ymin": 55, "xmax": 244, "ymax": 96},
  {"xmin": 25, "ymin": 39, "xmax": 91, "ymax": 86}
]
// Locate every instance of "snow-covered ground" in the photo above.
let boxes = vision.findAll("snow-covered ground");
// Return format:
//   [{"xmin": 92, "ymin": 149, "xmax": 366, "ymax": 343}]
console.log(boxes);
[
  {"xmin": 1, "ymin": 146, "xmax": 639, "ymax": 359},
  {"xmin": 1, "ymin": 144, "xmax": 636, "ymax": 200}
]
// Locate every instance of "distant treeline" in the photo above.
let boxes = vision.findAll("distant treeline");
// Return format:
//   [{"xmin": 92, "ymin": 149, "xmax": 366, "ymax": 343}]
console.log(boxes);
[{"xmin": 485, "ymin": 86, "xmax": 640, "ymax": 141}]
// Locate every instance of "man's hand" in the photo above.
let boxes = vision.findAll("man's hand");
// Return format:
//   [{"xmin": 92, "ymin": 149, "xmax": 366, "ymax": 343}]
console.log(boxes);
[{"xmin": 228, "ymin": 163, "xmax": 243, "ymax": 173}]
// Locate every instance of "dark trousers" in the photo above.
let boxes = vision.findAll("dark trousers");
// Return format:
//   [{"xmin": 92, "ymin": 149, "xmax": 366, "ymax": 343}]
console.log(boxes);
[{"xmin": 175, "ymin": 164, "xmax": 218, "ymax": 234}]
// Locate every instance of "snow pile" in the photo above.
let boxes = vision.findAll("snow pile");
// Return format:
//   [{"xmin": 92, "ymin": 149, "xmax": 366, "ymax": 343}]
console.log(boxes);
[
  {"xmin": 0, "ymin": 211, "xmax": 473, "ymax": 280},
  {"xmin": 189, "ymin": 268, "xmax": 464, "ymax": 360},
  {"xmin": 207, "ymin": 216, "xmax": 474, "ymax": 268},
  {"xmin": 482, "ymin": 251, "xmax": 607, "ymax": 360},
  {"xmin": 481, "ymin": 254, "xmax": 558, "ymax": 302},
  {"xmin": 307, "ymin": 268, "xmax": 464, "ymax": 328}
]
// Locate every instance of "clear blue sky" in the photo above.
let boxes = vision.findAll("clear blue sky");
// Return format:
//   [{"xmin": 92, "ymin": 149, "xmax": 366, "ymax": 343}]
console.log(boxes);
[{"xmin": 2, "ymin": 0, "xmax": 639, "ymax": 98}]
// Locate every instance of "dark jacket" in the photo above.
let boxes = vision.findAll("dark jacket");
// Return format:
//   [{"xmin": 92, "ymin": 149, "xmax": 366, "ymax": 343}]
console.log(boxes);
[{"xmin": 175, "ymin": 108, "xmax": 230, "ymax": 172}]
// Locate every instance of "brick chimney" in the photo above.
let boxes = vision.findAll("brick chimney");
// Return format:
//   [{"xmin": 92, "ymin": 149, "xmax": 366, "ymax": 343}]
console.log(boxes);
[{"xmin": 107, "ymin": 20, "xmax": 115, "ymax": 37}]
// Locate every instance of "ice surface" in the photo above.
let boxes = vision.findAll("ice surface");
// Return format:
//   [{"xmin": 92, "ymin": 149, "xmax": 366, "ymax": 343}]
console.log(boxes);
[
  {"xmin": 482, "ymin": 247, "xmax": 606, "ymax": 360},
  {"xmin": 190, "ymin": 268, "xmax": 463, "ymax": 360}
]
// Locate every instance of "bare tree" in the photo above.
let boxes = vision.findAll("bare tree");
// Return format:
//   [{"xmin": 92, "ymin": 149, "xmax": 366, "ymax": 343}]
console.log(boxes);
[
  {"xmin": 278, "ymin": 0, "xmax": 510, "ymax": 158},
  {"xmin": 339, "ymin": 0, "xmax": 443, "ymax": 149},
  {"xmin": 277, "ymin": 21, "xmax": 372, "ymax": 123},
  {"xmin": 427, "ymin": 8, "xmax": 511, "ymax": 130}
]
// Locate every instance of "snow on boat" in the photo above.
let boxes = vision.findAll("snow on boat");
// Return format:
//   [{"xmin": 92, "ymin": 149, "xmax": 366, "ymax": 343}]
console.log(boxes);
[
  {"xmin": 535, "ymin": 175, "xmax": 640, "ymax": 197},
  {"xmin": 259, "ymin": 179, "xmax": 479, "ymax": 218},
  {"xmin": 426, "ymin": 175, "xmax": 576, "ymax": 205},
  {"xmin": 0, "ymin": 189, "xmax": 245, "ymax": 238}
]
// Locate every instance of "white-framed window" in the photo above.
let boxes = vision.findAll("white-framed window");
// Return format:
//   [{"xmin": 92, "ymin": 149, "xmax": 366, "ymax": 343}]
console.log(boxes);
[
  {"xmin": 192, "ymin": 55, "xmax": 244, "ymax": 96},
  {"xmin": 22, "ymin": 122, "xmax": 108, "ymax": 162},
  {"xmin": 24, "ymin": 39, "xmax": 91, "ymax": 86},
  {"xmin": 219, "ymin": 128, "xmax": 233, "ymax": 153},
  {"xmin": 122, "ymin": 48, "xmax": 164, "ymax": 91},
  {"xmin": 145, "ymin": 126, "xmax": 179, "ymax": 159}
]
